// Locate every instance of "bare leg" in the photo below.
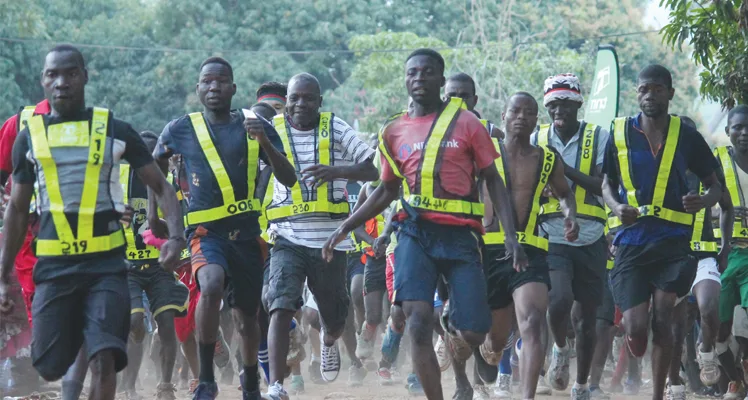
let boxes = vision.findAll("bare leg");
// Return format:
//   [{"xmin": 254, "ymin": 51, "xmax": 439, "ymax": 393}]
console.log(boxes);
[
  {"xmin": 61, "ymin": 346, "xmax": 89, "ymax": 400},
  {"xmin": 513, "ymin": 282, "xmax": 550, "ymax": 400},
  {"xmin": 87, "ymin": 350, "xmax": 118, "ymax": 400},
  {"xmin": 571, "ymin": 301, "xmax": 598, "ymax": 385},
  {"xmin": 155, "ymin": 311, "xmax": 179, "ymax": 386},
  {"xmin": 667, "ymin": 300, "xmax": 688, "ymax": 385},
  {"xmin": 194, "ymin": 264, "xmax": 226, "ymax": 385},
  {"xmin": 403, "ymin": 300, "xmax": 443, "ymax": 400},
  {"xmin": 268, "ymin": 309, "xmax": 294, "ymax": 384},
  {"xmin": 651, "ymin": 290, "xmax": 678, "ymax": 400},
  {"xmin": 121, "ymin": 314, "xmax": 146, "ymax": 394}
]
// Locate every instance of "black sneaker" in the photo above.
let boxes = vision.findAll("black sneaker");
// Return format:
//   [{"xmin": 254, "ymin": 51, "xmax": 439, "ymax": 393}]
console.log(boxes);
[{"xmin": 473, "ymin": 346, "xmax": 498, "ymax": 384}]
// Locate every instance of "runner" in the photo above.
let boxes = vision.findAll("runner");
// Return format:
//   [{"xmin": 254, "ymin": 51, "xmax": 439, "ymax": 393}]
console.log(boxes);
[
  {"xmin": 444, "ymin": 72, "xmax": 504, "ymax": 139},
  {"xmin": 530, "ymin": 73, "xmax": 609, "ymax": 399},
  {"xmin": 472, "ymin": 91, "xmax": 579, "ymax": 400},
  {"xmin": 601, "ymin": 64, "xmax": 723, "ymax": 400},
  {"xmin": 256, "ymin": 82, "xmax": 288, "ymax": 114},
  {"xmin": 0, "ymin": 45, "xmax": 185, "ymax": 400},
  {"xmin": 712, "ymin": 105, "xmax": 748, "ymax": 400},
  {"xmin": 322, "ymin": 48, "xmax": 527, "ymax": 400},
  {"xmin": 120, "ymin": 130, "xmax": 190, "ymax": 400},
  {"xmin": 352, "ymin": 181, "xmax": 388, "ymax": 362},
  {"xmin": 151, "ymin": 57, "xmax": 296, "ymax": 400},
  {"xmin": 665, "ymin": 115, "xmax": 730, "ymax": 400},
  {"xmin": 263, "ymin": 71, "xmax": 377, "ymax": 399}
]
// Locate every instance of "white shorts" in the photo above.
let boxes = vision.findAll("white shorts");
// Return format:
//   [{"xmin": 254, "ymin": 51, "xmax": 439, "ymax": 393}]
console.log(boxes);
[
  {"xmin": 303, "ymin": 283, "xmax": 318, "ymax": 311},
  {"xmin": 691, "ymin": 257, "xmax": 721, "ymax": 290}
]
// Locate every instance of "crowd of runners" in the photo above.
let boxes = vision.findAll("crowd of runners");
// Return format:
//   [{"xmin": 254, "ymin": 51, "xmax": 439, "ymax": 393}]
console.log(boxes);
[{"xmin": 1, "ymin": 44, "xmax": 748, "ymax": 400}]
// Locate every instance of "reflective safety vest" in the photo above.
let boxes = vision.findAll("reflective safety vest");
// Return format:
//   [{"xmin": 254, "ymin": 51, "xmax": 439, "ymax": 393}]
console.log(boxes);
[
  {"xmin": 28, "ymin": 107, "xmax": 126, "ymax": 256},
  {"xmin": 484, "ymin": 139, "xmax": 555, "ymax": 251},
  {"xmin": 378, "ymin": 97, "xmax": 484, "ymax": 217},
  {"xmin": 480, "ymin": 119, "xmax": 495, "ymax": 136},
  {"xmin": 604, "ymin": 205, "xmax": 615, "ymax": 270},
  {"xmin": 18, "ymin": 106, "xmax": 39, "ymax": 214},
  {"xmin": 185, "ymin": 112, "xmax": 261, "ymax": 225},
  {"xmin": 121, "ymin": 164, "xmax": 163, "ymax": 261},
  {"xmin": 690, "ymin": 180, "xmax": 718, "ymax": 252},
  {"xmin": 259, "ymin": 173, "xmax": 274, "ymax": 242},
  {"xmin": 607, "ymin": 116, "xmax": 693, "ymax": 228},
  {"xmin": 267, "ymin": 113, "xmax": 349, "ymax": 220},
  {"xmin": 535, "ymin": 123, "xmax": 607, "ymax": 222},
  {"xmin": 713, "ymin": 146, "xmax": 748, "ymax": 240}
]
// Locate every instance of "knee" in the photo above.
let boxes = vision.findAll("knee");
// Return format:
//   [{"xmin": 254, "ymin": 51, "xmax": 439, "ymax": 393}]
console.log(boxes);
[
  {"xmin": 460, "ymin": 331, "xmax": 486, "ymax": 347},
  {"xmin": 233, "ymin": 313, "xmax": 258, "ymax": 338},
  {"xmin": 88, "ymin": 350, "xmax": 116, "ymax": 377},
  {"xmin": 303, "ymin": 308, "xmax": 320, "ymax": 330},
  {"xmin": 130, "ymin": 315, "xmax": 146, "ymax": 343},
  {"xmin": 155, "ymin": 314, "xmax": 177, "ymax": 342},
  {"xmin": 390, "ymin": 307, "xmax": 406, "ymax": 332},
  {"xmin": 407, "ymin": 311, "xmax": 434, "ymax": 346},
  {"xmin": 518, "ymin": 308, "xmax": 545, "ymax": 341},
  {"xmin": 596, "ymin": 319, "xmax": 613, "ymax": 336},
  {"xmin": 197, "ymin": 269, "xmax": 224, "ymax": 299},
  {"xmin": 699, "ymin": 296, "xmax": 719, "ymax": 319},
  {"xmin": 351, "ymin": 287, "xmax": 364, "ymax": 307}
]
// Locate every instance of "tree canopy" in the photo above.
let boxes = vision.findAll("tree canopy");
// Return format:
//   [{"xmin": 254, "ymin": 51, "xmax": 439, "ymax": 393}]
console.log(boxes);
[{"xmin": 0, "ymin": 0, "xmax": 702, "ymax": 135}]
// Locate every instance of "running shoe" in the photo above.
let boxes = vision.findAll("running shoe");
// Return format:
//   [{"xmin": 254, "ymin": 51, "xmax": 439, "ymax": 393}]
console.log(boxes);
[
  {"xmin": 724, "ymin": 381, "xmax": 745, "ymax": 400},
  {"xmin": 493, "ymin": 373, "xmax": 512, "ymax": 399},
  {"xmin": 191, "ymin": 382, "xmax": 219, "ymax": 400},
  {"xmin": 264, "ymin": 381, "xmax": 289, "ymax": 400},
  {"xmin": 666, "ymin": 384, "xmax": 687, "ymax": 400},
  {"xmin": 547, "ymin": 342, "xmax": 570, "ymax": 390},
  {"xmin": 377, "ymin": 367, "xmax": 394, "ymax": 386},
  {"xmin": 288, "ymin": 374, "xmax": 304, "ymax": 394},
  {"xmin": 571, "ymin": 384, "xmax": 590, "ymax": 400},
  {"xmin": 348, "ymin": 364, "xmax": 367, "ymax": 387},
  {"xmin": 308, "ymin": 360, "xmax": 324, "ymax": 384},
  {"xmin": 698, "ymin": 350, "xmax": 720, "ymax": 386},
  {"xmin": 588, "ymin": 385, "xmax": 610, "ymax": 400},
  {"xmin": 156, "ymin": 383, "xmax": 177, "ymax": 400},
  {"xmin": 320, "ymin": 330, "xmax": 341, "ymax": 382},
  {"xmin": 356, "ymin": 322, "xmax": 375, "ymax": 360},
  {"xmin": 472, "ymin": 384, "xmax": 490, "ymax": 400},
  {"xmin": 536, "ymin": 379, "xmax": 553, "ymax": 396},
  {"xmin": 434, "ymin": 335, "xmax": 451, "ymax": 371}
]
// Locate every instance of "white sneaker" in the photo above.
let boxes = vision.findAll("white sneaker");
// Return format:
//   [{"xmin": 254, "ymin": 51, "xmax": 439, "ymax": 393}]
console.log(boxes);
[
  {"xmin": 265, "ymin": 381, "xmax": 289, "ymax": 400},
  {"xmin": 536, "ymin": 379, "xmax": 553, "ymax": 396},
  {"xmin": 666, "ymin": 384, "xmax": 686, "ymax": 400},
  {"xmin": 355, "ymin": 322, "xmax": 375, "ymax": 359},
  {"xmin": 348, "ymin": 364, "xmax": 367, "ymax": 387},
  {"xmin": 473, "ymin": 384, "xmax": 491, "ymax": 400},
  {"xmin": 698, "ymin": 350, "xmax": 721, "ymax": 386},
  {"xmin": 493, "ymin": 374, "xmax": 512, "ymax": 399},
  {"xmin": 435, "ymin": 335, "xmax": 451, "ymax": 371},
  {"xmin": 547, "ymin": 343, "xmax": 570, "ymax": 390},
  {"xmin": 320, "ymin": 330, "xmax": 341, "ymax": 382}
]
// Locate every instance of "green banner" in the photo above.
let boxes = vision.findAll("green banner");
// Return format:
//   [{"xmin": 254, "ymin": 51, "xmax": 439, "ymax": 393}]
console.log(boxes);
[{"xmin": 584, "ymin": 45, "xmax": 619, "ymax": 128}]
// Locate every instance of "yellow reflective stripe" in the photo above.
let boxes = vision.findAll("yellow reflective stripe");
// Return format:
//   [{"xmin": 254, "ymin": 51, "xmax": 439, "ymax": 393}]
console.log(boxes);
[
  {"xmin": 537, "ymin": 124, "xmax": 550, "ymax": 148},
  {"xmin": 21, "ymin": 107, "xmax": 38, "ymax": 213},
  {"xmin": 613, "ymin": 118, "xmax": 637, "ymax": 207},
  {"xmin": 120, "ymin": 164, "xmax": 161, "ymax": 261},
  {"xmin": 651, "ymin": 118, "xmax": 681, "ymax": 207},
  {"xmin": 718, "ymin": 147, "xmax": 743, "ymax": 207},
  {"xmin": 36, "ymin": 230, "xmax": 125, "ymax": 255},
  {"xmin": 28, "ymin": 114, "xmax": 75, "ymax": 241},
  {"xmin": 420, "ymin": 98, "xmax": 462, "ymax": 199},
  {"xmin": 186, "ymin": 113, "xmax": 260, "ymax": 225},
  {"xmin": 484, "ymin": 141, "xmax": 552, "ymax": 251},
  {"xmin": 606, "ymin": 259, "xmax": 614, "ymax": 270},
  {"xmin": 612, "ymin": 117, "xmax": 691, "ymax": 226},
  {"xmin": 267, "ymin": 113, "xmax": 343, "ymax": 220},
  {"xmin": 272, "ymin": 115, "xmax": 304, "ymax": 204},
  {"xmin": 691, "ymin": 241, "xmax": 718, "ymax": 252},
  {"xmin": 79, "ymin": 108, "xmax": 108, "ymax": 239}
]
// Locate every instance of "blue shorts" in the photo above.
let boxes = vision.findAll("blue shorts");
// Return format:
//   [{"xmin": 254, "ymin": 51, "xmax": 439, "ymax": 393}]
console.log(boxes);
[{"xmin": 393, "ymin": 219, "xmax": 490, "ymax": 334}]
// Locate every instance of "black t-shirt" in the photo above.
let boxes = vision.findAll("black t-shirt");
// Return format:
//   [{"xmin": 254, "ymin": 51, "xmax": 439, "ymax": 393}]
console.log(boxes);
[
  {"xmin": 155, "ymin": 110, "xmax": 284, "ymax": 239},
  {"xmin": 12, "ymin": 108, "xmax": 153, "ymax": 281}
]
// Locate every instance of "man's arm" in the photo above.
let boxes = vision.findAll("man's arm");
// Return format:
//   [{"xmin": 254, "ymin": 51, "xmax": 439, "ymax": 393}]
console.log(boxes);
[
  {"xmin": 302, "ymin": 158, "xmax": 379, "ymax": 187},
  {"xmin": 548, "ymin": 157, "xmax": 579, "ymax": 242},
  {"xmin": 246, "ymin": 118, "xmax": 297, "ymax": 188},
  {"xmin": 147, "ymin": 138, "xmax": 173, "ymax": 237},
  {"xmin": 322, "ymin": 180, "xmax": 401, "ymax": 261},
  {"xmin": 0, "ymin": 183, "xmax": 33, "ymax": 281},
  {"xmin": 562, "ymin": 163, "xmax": 603, "ymax": 196},
  {"xmin": 137, "ymin": 161, "xmax": 185, "ymax": 270},
  {"xmin": 481, "ymin": 163, "xmax": 529, "ymax": 270}
]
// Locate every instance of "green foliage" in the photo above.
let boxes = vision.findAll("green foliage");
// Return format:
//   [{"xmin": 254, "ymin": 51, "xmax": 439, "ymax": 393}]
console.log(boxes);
[
  {"xmin": 0, "ymin": 0, "xmax": 703, "ymax": 134},
  {"xmin": 661, "ymin": 0, "xmax": 748, "ymax": 108}
]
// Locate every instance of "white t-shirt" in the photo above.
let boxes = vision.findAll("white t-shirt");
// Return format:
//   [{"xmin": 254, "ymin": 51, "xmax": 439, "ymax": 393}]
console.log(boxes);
[{"xmin": 268, "ymin": 115, "xmax": 375, "ymax": 250}]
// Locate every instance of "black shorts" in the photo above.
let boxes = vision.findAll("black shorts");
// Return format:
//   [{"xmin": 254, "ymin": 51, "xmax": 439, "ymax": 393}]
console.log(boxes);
[
  {"xmin": 547, "ymin": 236, "xmax": 608, "ymax": 304},
  {"xmin": 266, "ymin": 236, "xmax": 349, "ymax": 334},
  {"xmin": 484, "ymin": 245, "xmax": 550, "ymax": 310},
  {"xmin": 346, "ymin": 252, "xmax": 365, "ymax": 291},
  {"xmin": 596, "ymin": 269, "xmax": 616, "ymax": 324},
  {"xmin": 31, "ymin": 272, "xmax": 130, "ymax": 380},
  {"xmin": 128, "ymin": 264, "xmax": 189, "ymax": 319},
  {"xmin": 189, "ymin": 227, "xmax": 267, "ymax": 314},
  {"xmin": 610, "ymin": 236, "xmax": 697, "ymax": 313},
  {"xmin": 363, "ymin": 255, "xmax": 387, "ymax": 295}
]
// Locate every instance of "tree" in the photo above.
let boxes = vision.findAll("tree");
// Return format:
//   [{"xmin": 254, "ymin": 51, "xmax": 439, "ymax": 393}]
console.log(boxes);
[{"xmin": 661, "ymin": 0, "xmax": 748, "ymax": 108}]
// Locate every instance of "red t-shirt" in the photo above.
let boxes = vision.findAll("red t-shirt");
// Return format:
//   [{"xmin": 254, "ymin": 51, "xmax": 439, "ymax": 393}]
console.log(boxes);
[
  {"xmin": 0, "ymin": 100, "xmax": 51, "ymax": 175},
  {"xmin": 379, "ymin": 109, "xmax": 498, "ymax": 232}
]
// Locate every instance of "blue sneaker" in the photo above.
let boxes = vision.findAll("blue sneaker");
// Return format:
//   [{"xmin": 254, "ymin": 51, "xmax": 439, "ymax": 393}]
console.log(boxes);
[
  {"xmin": 381, "ymin": 324, "xmax": 403, "ymax": 364},
  {"xmin": 406, "ymin": 373, "xmax": 424, "ymax": 396},
  {"xmin": 192, "ymin": 382, "xmax": 219, "ymax": 400}
]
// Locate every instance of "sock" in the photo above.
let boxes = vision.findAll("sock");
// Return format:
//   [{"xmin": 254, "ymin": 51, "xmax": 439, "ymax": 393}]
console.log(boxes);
[
  {"xmin": 499, "ymin": 349, "xmax": 512, "ymax": 375},
  {"xmin": 61, "ymin": 380, "xmax": 84, "ymax": 400},
  {"xmin": 257, "ymin": 340, "xmax": 270, "ymax": 384},
  {"xmin": 198, "ymin": 341, "xmax": 217, "ymax": 383},
  {"xmin": 242, "ymin": 364, "xmax": 259, "ymax": 392},
  {"xmin": 573, "ymin": 382, "xmax": 589, "ymax": 390}
]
